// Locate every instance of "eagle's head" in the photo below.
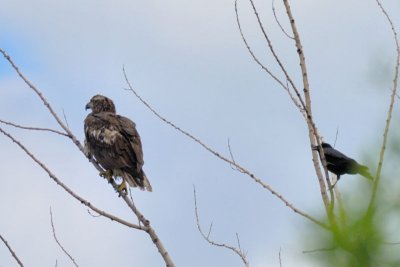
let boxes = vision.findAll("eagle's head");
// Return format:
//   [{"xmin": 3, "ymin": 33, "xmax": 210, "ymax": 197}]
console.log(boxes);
[{"xmin": 85, "ymin": 95, "xmax": 116, "ymax": 114}]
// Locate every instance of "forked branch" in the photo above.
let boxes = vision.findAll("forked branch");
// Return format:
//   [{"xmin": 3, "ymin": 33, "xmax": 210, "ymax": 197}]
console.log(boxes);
[
  {"xmin": 50, "ymin": 208, "xmax": 79, "ymax": 267},
  {"xmin": 0, "ymin": 119, "xmax": 68, "ymax": 137},
  {"xmin": 193, "ymin": 186, "xmax": 249, "ymax": 267}
]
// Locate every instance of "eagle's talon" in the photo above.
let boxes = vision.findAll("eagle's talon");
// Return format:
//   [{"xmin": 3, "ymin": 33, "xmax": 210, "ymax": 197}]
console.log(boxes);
[
  {"xmin": 100, "ymin": 170, "xmax": 113, "ymax": 183},
  {"xmin": 117, "ymin": 181, "xmax": 127, "ymax": 196}
]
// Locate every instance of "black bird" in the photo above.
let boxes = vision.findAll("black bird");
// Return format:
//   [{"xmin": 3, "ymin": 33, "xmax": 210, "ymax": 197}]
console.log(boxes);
[{"xmin": 313, "ymin": 142, "xmax": 373, "ymax": 185}]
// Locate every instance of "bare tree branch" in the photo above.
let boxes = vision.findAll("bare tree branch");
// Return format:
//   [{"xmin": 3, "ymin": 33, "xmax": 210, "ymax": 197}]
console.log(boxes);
[
  {"xmin": 0, "ymin": 118, "xmax": 68, "ymax": 137},
  {"xmin": 281, "ymin": 0, "xmax": 334, "ymax": 211},
  {"xmin": 279, "ymin": 247, "xmax": 282, "ymax": 267},
  {"xmin": 227, "ymin": 139, "xmax": 244, "ymax": 173},
  {"xmin": 119, "ymin": 191, "xmax": 175, "ymax": 267},
  {"xmin": 0, "ymin": 234, "xmax": 24, "ymax": 267},
  {"xmin": 237, "ymin": 0, "xmax": 333, "ymax": 210},
  {"xmin": 0, "ymin": 48, "xmax": 81, "ymax": 148},
  {"xmin": 62, "ymin": 109, "xmax": 71, "ymax": 130},
  {"xmin": 234, "ymin": 0, "xmax": 304, "ymax": 116},
  {"xmin": 123, "ymin": 67, "xmax": 327, "ymax": 229},
  {"xmin": 87, "ymin": 209, "xmax": 102, "ymax": 217},
  {"xmin": 193, "ymin": 186, "xmax": 249, "ymax": 267},
  {"xmin": 0, "ymin": 126, "xmax": 144, "ymax": 231},
  {"xmin": 302, "ymin": 247, "xmax": 336, "ymax": 254},
  {"xmin": 272, "ymin": 0, "xmax": 294, "ymax": 40},
  {"xmin": 246, "ymin": 0, "xmax": 307, "ymax": 114},
  {"xmin": 50, "ymin": 208, "xmax": 79, "ymax": 267},
  {"xmin": 368, "ymin": 0, "xmax": 400, "ymax": 211}
]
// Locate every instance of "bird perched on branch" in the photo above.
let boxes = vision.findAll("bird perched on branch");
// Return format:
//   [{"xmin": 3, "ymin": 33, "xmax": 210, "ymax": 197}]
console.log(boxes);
[
  {"xmin": 84, "ymin": 94, "xmax": 152, "ymax": 193},
  {"xmin": 313, "ymin": 142, "xmax": 373, "ymax": 186}
]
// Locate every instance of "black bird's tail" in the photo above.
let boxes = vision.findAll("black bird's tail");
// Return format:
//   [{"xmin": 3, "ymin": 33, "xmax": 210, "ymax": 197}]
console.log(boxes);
[{"xmin": 357, "ymin": 164, "xmax": 374, "ymax": 180}]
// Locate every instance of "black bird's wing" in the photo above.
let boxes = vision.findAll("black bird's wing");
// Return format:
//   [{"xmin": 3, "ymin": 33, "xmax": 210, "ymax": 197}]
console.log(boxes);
[{"xmin": 322, "ymin": 146, "xmax": 352, "ymax": 164}]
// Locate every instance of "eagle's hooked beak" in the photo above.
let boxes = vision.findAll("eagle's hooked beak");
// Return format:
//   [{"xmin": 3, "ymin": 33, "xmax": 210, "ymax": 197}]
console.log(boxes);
[{"xmin": 85, "ymin": 102, "xmax": 93, "ymax": 110}]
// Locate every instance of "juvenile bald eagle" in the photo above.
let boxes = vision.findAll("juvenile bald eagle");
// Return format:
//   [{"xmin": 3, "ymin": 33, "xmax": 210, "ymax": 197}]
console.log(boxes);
[{"xmin": 84, "ymin": 95, "xmax": 152, "ymax": 192}]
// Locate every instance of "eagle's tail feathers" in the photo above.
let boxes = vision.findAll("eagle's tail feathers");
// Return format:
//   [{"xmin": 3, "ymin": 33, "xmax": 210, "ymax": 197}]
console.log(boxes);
[
  {"xmin": 124, "ymin": 171, "xmax": 152, "ymax": 192},
  {"xmin": 141, "ymin": 172, "xmax": 153, "ymax": 192}
]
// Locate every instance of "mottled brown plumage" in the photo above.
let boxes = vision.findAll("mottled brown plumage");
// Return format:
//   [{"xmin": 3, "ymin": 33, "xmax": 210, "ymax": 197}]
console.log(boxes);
[{"xmin": 84, "ymin": 95, "xmax": 152, "ymax": 191}]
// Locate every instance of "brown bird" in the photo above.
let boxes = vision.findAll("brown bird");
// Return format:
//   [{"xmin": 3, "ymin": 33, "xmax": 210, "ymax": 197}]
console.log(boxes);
[{"xmin": 84, "ymin": 94, "xmax": 152, "ymax": 192}]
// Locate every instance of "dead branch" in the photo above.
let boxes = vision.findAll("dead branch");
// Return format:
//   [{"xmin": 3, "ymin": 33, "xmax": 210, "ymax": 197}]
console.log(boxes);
[
  {"xmin": 237, "ymin": 0, "xmax": 333, "ymax": 209},
  {"xmin": 0, "ymin": 233, "xmax": 24, "ymax": 267},
  {"xmin": 246, "ymin": 0, "xmax": 307, "ymax": 114},
  {"xmin": 0, "ymin": 126, "xmax": 143, "ymax": 231},
  {"xmin": 272, "ymin": 0, "xmax": 294, "ymax": 40},
  {"xmin": 302, "ymin": 247, "xmax": 336, "ymax": 254},
  {"xmin": 120, "ymin": 192, "xmax": 175, "ymax": 267},
  {"xmin": 62, "ymin": 109, "xmax": 71, "ymax": 130},
  {"xmin": 368, "ymin": 0, "xmax": 400, "ymax": 211},
  {"xmin": 281, "ymin": 0, "xmax": 333, "ymax": 211},
  {"xmin": 193, "ymin": 186, "xmax": 249, "ymax": 267},
  {"xmin": 87, "ymin": 209, "xmax": 102, "ymax": 217},
  {"xmin": 234, "ymin": 0, "xmax": 304, "ymax": 116},
  {"xmin": 227, "ymin": 139, "xmax": 244, "ymax": 173},
  {"xmin": 50, "ymin": 208, "xmax": 79, "ymax": 267},
  {"xmin": 279, "ymin": 247, "xmax": 282, "ymax": 267},
  {"xmin": 0, "ymin": 118, "xmax": 68, "ymax": 137},
  {"xmin": 0, "ymin": 48, "xmax": 175, "ymax": 267},
  {"xmin": 123, "ymin": 67, "xmax": 327, "ymax": 229}
]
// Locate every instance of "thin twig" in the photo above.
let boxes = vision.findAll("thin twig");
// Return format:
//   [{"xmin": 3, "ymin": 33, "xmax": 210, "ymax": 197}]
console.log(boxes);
[
  {"xmin": 62, "ymin": 109, "xmax": 70, "ymax": 130},
  {"xmin": 302, "ymin": 247, "xmax": 336, "ymax": 254},
  {"xmin": 234, "ymin": 0, "xmax": 304, "ymax": 116},
  {"xmin": 279, "ymin": 247, "xmax": 282, "ymax": 267},
  {"xmin": 227, "ymin": 139, "xmax": 244, "ymax": 173},
  {"xmin": 0, "ymin": 118, "xmax": 68, "ymax": 137},
  {"xmin": 368, "ymin": 0, "xmax": 400, "ymax": 212},
  {"xmin": 333, "ymin": 178, "xmax": 347, "ymax": 227},
  {"xmin": 333, "ymin": 127, "xmax": 339, "ymax": 148},
  {"xmin": 383, "ymin": 241, "xmax": 400, "ymax": 245},
  {"xmin": 193, "ymin": 186, "xmax": 249, "ymax": 267},
  {"xmin": 0, "ymin": 234, "xmax": 24, "ymax": 267},
  {"xmin": 0, "ymin": 126, "xmax": 144, "ymax": 231},
  {"xmin": 247, "ymin": 0, "xmax": 307, "ymax": 114},
  {"xmin": 50, "ymin": 208, "xmax": 79, "ymax": 267},
  {"xmin": 0, "ymin": 48, "xmax": 82, "ymax": 149},
  {"xmin": 123, "ymin": 67, "xmax": 327, "ymax": 229},
  {"xmin": 272, "ymin": 0, "xmax": 294, "ymax": 39},
  {"xmin": 87, "ymin": 209, "xmax": 101, "ymax": 217},
  {"xmin": 235, "ymin": 233, "xmax": 246, "ymax": 258}
]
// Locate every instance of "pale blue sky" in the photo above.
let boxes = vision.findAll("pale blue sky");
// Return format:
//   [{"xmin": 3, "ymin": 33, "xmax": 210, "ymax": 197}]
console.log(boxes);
[{"xmin": 0, "ymin": 0, "xmax": 399, "ymax": 266}]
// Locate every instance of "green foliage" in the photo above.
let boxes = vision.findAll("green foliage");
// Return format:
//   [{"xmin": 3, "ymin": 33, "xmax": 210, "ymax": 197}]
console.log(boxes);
[{"xmin": 304, "ymin": 130, "xmax": 400, "ymax": 267}]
